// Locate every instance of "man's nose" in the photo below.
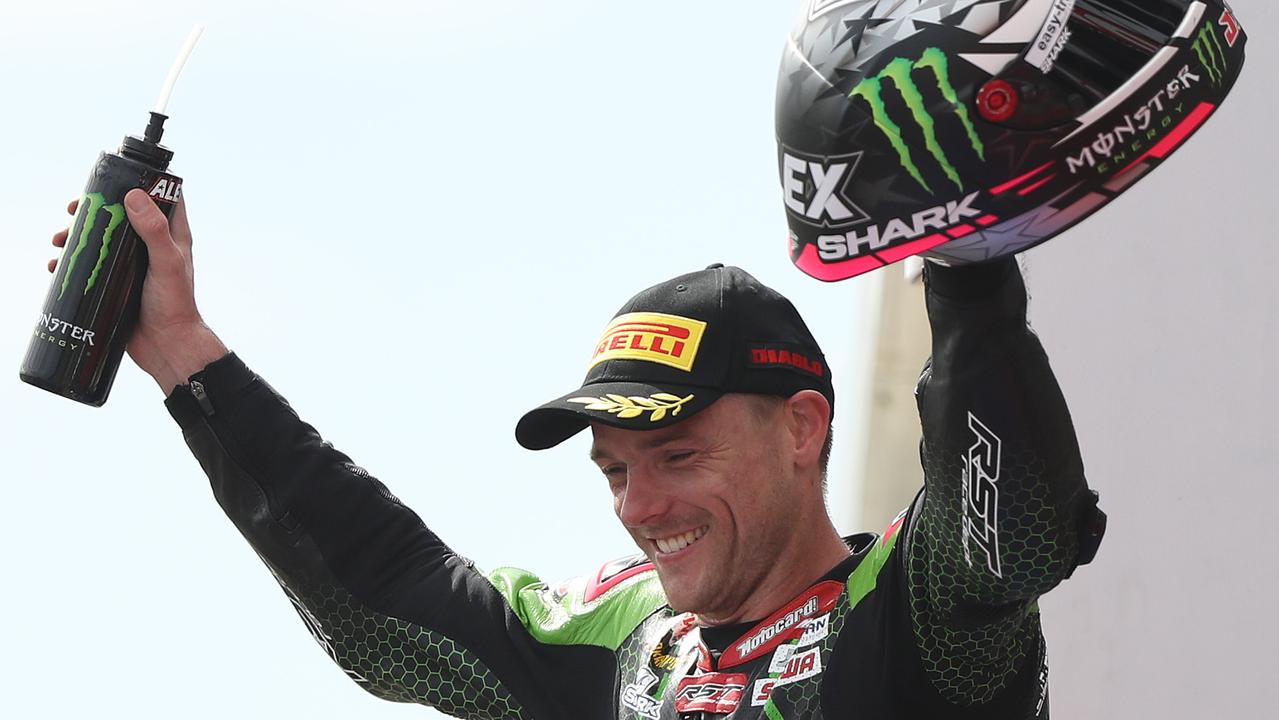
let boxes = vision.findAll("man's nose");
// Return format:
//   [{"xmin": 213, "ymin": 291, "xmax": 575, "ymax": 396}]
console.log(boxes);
[{"xmin": 617, "ymin": 469, "xmax": 672, "ymax": 527}]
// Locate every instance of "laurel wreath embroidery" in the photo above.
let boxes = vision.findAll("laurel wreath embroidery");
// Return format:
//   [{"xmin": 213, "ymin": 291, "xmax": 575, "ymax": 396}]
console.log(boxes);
[{"xmin": 567, "ymin": 393, "xmax": 694, "ymax": 422}]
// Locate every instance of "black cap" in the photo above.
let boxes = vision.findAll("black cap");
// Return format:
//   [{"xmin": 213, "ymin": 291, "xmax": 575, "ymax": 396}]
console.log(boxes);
[{"xmin": 515, "ymin": 264, "xmax": 834, "ymax": 450}]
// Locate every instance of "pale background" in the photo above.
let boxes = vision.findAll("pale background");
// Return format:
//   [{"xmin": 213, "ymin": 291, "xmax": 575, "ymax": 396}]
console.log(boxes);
[
  {"xmin": 1, "ymin": 1, "xmax": 1274, "ymax": 719},
  {"xmin": 1028, "ymin": 1, "xmax": 1279, "ymax": 708},
  {"xmin": 0, "ymin": 2, "xmax": 873, "ymax": 718},
  {"xmin": 1023, "ymin": 3, "xmax": 1279, "ymax": 716}
]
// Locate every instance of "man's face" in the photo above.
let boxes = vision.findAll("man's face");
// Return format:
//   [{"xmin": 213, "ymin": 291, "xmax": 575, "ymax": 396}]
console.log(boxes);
[{"xmin": 589, "ymin": 394, "xmax": 797, "ymax": 619}]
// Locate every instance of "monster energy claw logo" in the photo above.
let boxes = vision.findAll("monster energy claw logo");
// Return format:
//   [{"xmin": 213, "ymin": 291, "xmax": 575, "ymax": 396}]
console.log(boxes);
[
  {"xmin": 1192, "ymin": 21, "xmax": 1227, "ymax": 86},
  {"xmin": 849, "ymin": 48, "xmax": 985, "ymax": 194},
  {"xmin": 59, "ymin": 192, "xmax": 125, "ymax": 300}
]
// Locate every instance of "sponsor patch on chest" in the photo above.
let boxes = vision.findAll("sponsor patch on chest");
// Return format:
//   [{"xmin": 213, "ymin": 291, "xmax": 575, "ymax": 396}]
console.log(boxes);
[
  {"xmin": 621, "ymin": 667, "xmax": 663, "ymax": 719},
  {"xmin": 752, "ymin": 646, "xmax": 825, "ymax": 706},
  {"xmin": 674, "ymin": 672, "xmax": 748, "ymax": 715},
  {"xmin": 717, "ymin": 581, "xmax": 843, "ymax": 667}
]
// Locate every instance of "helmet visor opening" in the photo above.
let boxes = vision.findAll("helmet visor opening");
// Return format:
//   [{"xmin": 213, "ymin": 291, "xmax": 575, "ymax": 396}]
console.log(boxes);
[
  {"xmin": 987, "ymin": 0, "xmax": 1195, "ymax": 129},
  {"xmin": 1051, "ymin": 0, "xmax": 1191, "ymax": 103}
]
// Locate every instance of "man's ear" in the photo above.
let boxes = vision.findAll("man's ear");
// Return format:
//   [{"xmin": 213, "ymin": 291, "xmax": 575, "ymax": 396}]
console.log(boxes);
[{"xmin": 785, "ymin": 390, "xmax": 831, "ymax": 474}]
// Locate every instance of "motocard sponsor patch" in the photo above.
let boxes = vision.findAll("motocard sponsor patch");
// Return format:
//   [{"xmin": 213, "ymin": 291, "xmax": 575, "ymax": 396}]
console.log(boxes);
[
  {"xmin": 590, "ymin": 312, "xmax": 707, "ymax": 372},
  {"xmin": 718, "ymin": 581, "xmax": 843, "ymax": 668}
]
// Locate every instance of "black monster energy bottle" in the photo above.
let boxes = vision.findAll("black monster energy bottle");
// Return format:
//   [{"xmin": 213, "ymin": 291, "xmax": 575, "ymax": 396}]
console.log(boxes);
[{"xmin": 19, "ymin": 112, "xmax": 182, "ymax": 406}]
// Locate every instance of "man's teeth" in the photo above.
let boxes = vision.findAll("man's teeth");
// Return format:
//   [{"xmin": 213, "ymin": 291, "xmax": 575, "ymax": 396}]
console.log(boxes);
[{"xmin": 655, "ymin": 526, "xmax": 708, "ymax": 555}]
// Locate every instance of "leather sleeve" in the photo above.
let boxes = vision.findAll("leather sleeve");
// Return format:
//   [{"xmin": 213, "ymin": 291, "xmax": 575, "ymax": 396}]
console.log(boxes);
[
  {"xmin": 164, "ymin": 354, "xmax": 659, "ymax": 719},
  {"xmin": 903, "ymin": 258, "xmax": 1103, "ymax": 705}
]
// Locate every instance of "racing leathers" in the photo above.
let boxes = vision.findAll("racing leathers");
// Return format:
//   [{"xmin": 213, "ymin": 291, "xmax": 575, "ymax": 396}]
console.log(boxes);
[{"xmin": 164, "ymin": 257, "xmax": 1103, "ymax": 719}]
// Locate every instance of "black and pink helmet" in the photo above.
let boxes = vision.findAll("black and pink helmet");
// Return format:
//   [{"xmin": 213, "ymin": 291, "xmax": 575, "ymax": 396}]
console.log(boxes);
[{"xmin": 776, "ymin": 0, "xmax": 1247, "ymax": 281}]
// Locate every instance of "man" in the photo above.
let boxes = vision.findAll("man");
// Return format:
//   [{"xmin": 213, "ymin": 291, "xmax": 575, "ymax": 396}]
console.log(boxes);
[{"xmin": 47, "ymin": 185, "xmax": 1102, "ymax": 718}]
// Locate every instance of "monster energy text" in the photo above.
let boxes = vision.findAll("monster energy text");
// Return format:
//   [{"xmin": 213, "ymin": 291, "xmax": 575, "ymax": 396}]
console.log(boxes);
[
  {"xmin": 1065, "ymin": 65, "xmax": 1202, "ymax": 175},
  {"xmin": 34, "ymin": 313, "xmax": 96, "ymax": 348},
  {"xmin": 849, "ymin": 47, "xmax": 985, "ymax": 193},
  {"xmin": 59, "ymin": 192, "xmax": 126, "ymax": 300}
]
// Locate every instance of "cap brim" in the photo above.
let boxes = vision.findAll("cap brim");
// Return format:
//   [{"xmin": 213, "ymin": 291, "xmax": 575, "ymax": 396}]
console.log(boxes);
[{"xmin": 515, "ymin": 381, "xmax": 723, "ymax": 450}]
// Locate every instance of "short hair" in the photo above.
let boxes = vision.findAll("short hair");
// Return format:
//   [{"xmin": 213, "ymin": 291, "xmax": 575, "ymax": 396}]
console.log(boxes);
[
  {"xmin": 819, "ymin": 422, "xmax": 834, "ymax": 479},
  {"xmin": 823, "ymin": 419, "xmax": 833, "ymax": 475},
  {"xmin": 743, "ymin": 394, "xmax": 835, "ymax": 486}
]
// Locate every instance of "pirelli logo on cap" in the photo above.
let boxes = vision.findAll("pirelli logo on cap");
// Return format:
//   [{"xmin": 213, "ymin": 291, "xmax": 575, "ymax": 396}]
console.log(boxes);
[{"xmin": 590, "ymin": 312, "xmax": 707, "ymax": 372}]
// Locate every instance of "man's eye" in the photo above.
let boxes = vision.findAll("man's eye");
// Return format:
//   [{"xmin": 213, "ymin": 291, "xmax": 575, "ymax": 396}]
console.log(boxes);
[{"xmin": 667, "ymin": 451, "xmax": 695, "ymax": 463}]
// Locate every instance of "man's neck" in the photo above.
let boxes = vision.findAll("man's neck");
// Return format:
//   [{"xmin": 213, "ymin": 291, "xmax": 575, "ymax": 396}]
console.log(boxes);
[{"xmin": 695, "ymin": 521, "xmax": 851, "ymax": 627}]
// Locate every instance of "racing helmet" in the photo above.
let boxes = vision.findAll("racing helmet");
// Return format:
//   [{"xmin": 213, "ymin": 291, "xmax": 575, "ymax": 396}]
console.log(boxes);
[{"xmin": 776, "ymin": 0, "xmax": 1247, "ymax": 281}]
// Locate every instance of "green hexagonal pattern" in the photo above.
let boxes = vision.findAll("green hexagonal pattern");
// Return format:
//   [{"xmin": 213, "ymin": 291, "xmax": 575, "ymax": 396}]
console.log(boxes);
[
  {"xmin": 295, "ymin": 583, "xmax": 530, "ymax": 719},
  {"xmin": 613, "ymin": 614, "xmax": 654, "ymax": 716},
  {"xmin": 763, "ymin": 592, "xmax": 854, "ymax": 717},
  {"xmin": 613, "ymin": 610, "xmax": 687, "ymax": 719},
  {"xmin": 910, "ymin": 442, "xmax": 1078, "ymax": 704}
]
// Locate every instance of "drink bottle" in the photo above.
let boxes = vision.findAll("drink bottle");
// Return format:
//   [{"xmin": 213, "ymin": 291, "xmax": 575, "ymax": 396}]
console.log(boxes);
[
  {"xmin": 19, "ymin": 26, "xmax": 202, "ymax": 406},
  {"xmin": 19, "ymin": 113, "xmax": 182, "ymax": 406}
]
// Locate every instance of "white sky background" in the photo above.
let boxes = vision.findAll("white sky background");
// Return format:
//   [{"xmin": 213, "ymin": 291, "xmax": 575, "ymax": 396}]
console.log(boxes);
[{"xmin": 0, "ymin": 2, "xmax": 876, "ymax": 717}]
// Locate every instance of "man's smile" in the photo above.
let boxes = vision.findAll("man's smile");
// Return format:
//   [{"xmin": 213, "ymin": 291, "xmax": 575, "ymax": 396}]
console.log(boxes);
[{"xmin": 652, "ymin": 525, "xmax": 710, "ymax": 556}]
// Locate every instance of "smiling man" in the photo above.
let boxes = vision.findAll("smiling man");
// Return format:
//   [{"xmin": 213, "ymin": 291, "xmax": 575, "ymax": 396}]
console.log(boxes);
[
  {"xmin": 585, "ymin": 391, "xmax": 846, "ymax": 626},
  {"xmin": 516, "ymin": 264, "xmax": 853, "ymax": 632},
  {"xmin": 101, "ymin": 189, "xmax": 1103, "ymax": 717},
  {"xmin": 505, "ymin": 261, "xmax": 1103, "ymax": 718}
]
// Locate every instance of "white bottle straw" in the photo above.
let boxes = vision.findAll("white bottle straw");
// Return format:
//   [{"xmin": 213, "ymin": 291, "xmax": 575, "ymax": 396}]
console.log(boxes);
[{"xmin": 154, "ymin": 25, "xmax": 205, "ymax": 115}]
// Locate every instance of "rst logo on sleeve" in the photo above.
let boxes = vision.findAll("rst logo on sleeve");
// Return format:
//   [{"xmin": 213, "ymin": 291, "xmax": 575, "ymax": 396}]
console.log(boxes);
[
  {"xmin": 962, "ymin": 411, "xmax": 1003, "ymax": 577},
  {"xmin": 779, "ymin": 148, "xmax": 869, "ymax": 228},
  {"xmin": 590, "ymin": 313, "xmax": 707, "ymax": 372}
]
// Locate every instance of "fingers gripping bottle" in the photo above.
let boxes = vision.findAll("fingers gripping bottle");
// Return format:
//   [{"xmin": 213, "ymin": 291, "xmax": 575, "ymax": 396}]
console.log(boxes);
[
  {"xmin": 19, "ymin": 115, "xmax": 182, "ymax": 406},
  {"xmin": 19, "ymin": 26, "xmax": 201, "ymax": 406}
]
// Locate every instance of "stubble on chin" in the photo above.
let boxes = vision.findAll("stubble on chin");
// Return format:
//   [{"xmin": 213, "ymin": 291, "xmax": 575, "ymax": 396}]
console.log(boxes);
[{"xmin": 653, "ymin": 565, "xmax": 704, "ymax": 614}]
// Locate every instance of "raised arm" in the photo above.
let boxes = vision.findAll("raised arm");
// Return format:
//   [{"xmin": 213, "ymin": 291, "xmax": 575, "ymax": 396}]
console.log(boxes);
[
  {"xmin": 163, "ymin": 354, "xmax": 665, "ymax": 718},
  {"xmin": 94, "ymin": 192, "xmax": 667, "ymax": 719},
  {"xmin": 905, "ymin": 257, "xmax": 1104, "ymax": 705}
]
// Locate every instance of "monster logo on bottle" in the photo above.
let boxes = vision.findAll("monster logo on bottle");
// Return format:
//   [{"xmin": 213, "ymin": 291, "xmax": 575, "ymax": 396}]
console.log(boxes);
[
  {"xmin": 59, "ymin": 193, "xmax": 126, "ymax": 300},
  {"xmin": 849, "ymin": 48, "xmax": 986, "ymax": 193}
]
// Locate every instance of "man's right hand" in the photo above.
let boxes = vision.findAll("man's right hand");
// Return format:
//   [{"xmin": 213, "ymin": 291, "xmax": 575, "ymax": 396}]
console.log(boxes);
[{"xmin": 49, "ymin": 189, "xmax": 227, "ymax": 395}]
